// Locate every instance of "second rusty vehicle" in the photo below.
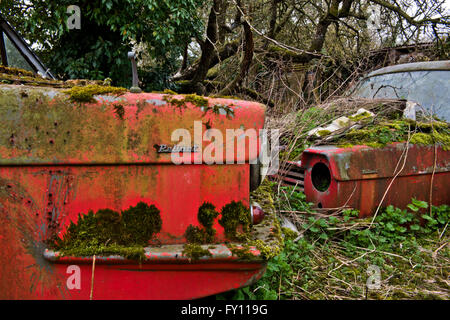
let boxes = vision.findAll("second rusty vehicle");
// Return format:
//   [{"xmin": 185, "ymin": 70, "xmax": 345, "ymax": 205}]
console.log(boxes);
[{"xmin": 274, "ymin": 61, "xmax": 450, "ymax": 216}]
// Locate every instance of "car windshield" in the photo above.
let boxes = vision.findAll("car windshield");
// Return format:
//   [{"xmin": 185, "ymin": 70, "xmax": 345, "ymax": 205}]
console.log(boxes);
[{"xmin": 352, "ymin": 69, "xmax": 450, "ymax": 122}]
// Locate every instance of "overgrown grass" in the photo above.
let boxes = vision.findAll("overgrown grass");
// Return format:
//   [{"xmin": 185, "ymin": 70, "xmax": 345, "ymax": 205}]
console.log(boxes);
[{"xmin": 217, "ymin": 185, "xmax": 449, "ymax": 300}]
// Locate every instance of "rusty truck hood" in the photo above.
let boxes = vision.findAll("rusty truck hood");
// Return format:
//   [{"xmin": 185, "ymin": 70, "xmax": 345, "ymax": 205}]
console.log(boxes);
[{"xmin": 0, "ymin": 84, "xmax": 265, "ymax": 165}]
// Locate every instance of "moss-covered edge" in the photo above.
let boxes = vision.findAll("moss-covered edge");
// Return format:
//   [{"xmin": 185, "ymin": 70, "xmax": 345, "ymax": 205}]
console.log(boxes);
[{"xmin": 48, "ymin": 202, "xmax": 162, "ymax": 261}]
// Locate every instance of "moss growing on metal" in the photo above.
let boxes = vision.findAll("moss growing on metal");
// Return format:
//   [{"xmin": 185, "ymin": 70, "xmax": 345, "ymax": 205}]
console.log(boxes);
[
  {"xmin": 184, "ymin": 202, "xmax": 219, "ymax": 244},
  {"xmin": 163, "ymin": 93, "xmax": 209, "ymax": 110},
  {"xmin": 182, "ymin": 243, "xmax": 212, "ymax": 260},
  {"xmin": 348, "ymin": 111, "xmax": 372, "ymax": 122},
  {"xmin": 410, "ymin": 132, "xmax": 434, "ymax": 145},
  {"xmin": 210, "ymin": 95, "xmax": 241, "ymax": 100},
  {"xmin": 281, "ymin": 227, "xmax": 299, "ymax": 241},
  {"xmin": 113, "ymin": 104, "xmax": 125, "ymax": 120},
  {"xmin": 64, "ymin": 84, "xmax": 127, "ymax": 103},
  {"xmin": 335, "ymin": 119, "xmax": 450, "ymax": 150},
  {"xmin": 49, "ymin": 202, "xmax": 162, "ymax": 260},
  {"xmin": 182, "ymin": 187, "xmax": 283, "ymax": 261},
  {"xmin": 198, "ymin": 202, "xmax": 219, "ymax": 227},
  {"xmin": 411, "ymin": 130, "xmax": 450, "ymax": 150},
  {"xmin": 0, "ymin": 66, "xmax": 34, "ymax": 77},
  {"xmin": 317, "ymin": 130, "xmax": 331, "ymax": 137},
  {"xmin": 161, "ymin": 92, "xmax": 235, "ymax": 119},
  {"xmin": 247, "ymin": 180, "xmax": 284, "ymax": 260},
  {"xmin": 163, "ymin": 89, "xmax": 177, "ymax": 95},
  {"xmin": 218, "ymin": 201, "xmax": 251, "ymax": 241},
  {"xmin": 120, "ymin": 202, "xmax": 163, "ymax": 245},
  {"xmin": 202, "ymin": 104, "xmax": 235, "ymax": 119},
  {"xmin": 227, "ymin": 243, "xmax": 258, "ymax": 260}
]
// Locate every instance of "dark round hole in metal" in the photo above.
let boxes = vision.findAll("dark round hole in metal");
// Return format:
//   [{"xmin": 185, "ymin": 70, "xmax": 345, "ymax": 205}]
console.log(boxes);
[{"xmin": 311, "ymin": 162, "xmax": 331, "ymax": 192}]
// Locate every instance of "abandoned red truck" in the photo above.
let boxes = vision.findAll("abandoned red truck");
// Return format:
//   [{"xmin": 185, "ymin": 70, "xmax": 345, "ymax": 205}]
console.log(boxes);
[{"xmin": 0, "ymin": 15, "xmax": 281, "ymax": 299}]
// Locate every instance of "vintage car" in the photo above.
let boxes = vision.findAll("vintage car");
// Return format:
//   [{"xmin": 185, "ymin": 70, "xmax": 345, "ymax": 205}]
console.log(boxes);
[
  {"xmin": 275, "ymin": 61, "xmax": 450, "ymax": 216},
  {"xmin": 0, "ymin": 15, "xmax": 281, "ymax": 299}
]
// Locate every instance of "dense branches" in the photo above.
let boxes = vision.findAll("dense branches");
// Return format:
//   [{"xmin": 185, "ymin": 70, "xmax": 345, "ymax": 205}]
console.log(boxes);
[
  {"xmin": 1, "ymin": 0, "xmax": 448, "ymax": 97},
  {"xmin": 176, "ymin": 0, "xmax": 448, "ymax": 102}
]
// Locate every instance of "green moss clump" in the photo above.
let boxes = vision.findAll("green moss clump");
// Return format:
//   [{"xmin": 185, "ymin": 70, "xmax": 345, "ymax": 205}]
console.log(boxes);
[
  {"xmin": 58, "ymin": 243, "xmax": 146, "ymax": 260},
  {"xmin": 120, "ymin": 202, "xmax": 163, "ymax": 245},
  {"xmin": 185, "ymin": 225, "xmax": 210, "ymax": 243},
  {"xmin": 411, "ymin": 130, "xmax": 450, "ymax": 151},
  {"xmin": 0, "ymin": 65, "xmax": 35, "ymax": 77},
  {"xmin": 348, "ymin": 111, "xmax": 372, "ymax": 122},
  {"xmin": 64, "ymin": 84, "xmax": 127, "ymax": 103},
  {"xmin": 163, "ymin": 89, "xmax": 177, "ymax": 95},
  {"xmin": 228, "ymin": 243, "xmax": 258, "ymax": 260},
  {"xmin": 337, "ymin": 143, "xmax": 355, "ymax": 148},
  {"xmin": 410, "ymin": 133, "xmax": 434, "ymax": 145},
  {"xmin": 218, "ymin": 201, "xmax": 251, "ymax": 241},
  {"xmin": 250, "ymin": 238, "xmax": 283, "ymax": 260},
  {"xmin": 317, "ymin": 130, "xmax": 331, "ymax": 137},
  {"xmin": 337, "ymin": 123, "xmax": 407, "ymax": 148},
  {"xmin": 49, "ymin": 202, "xmax": 162, "ymax": 260},
  {"xmin": 415, "ymin": 121, "xmax": 449, "ymax": 130},
  {"xmin": 182, "ymin": 243, "xmax": 212, "ymax": 260},
  {"xmin": 198, "ymin": 202, "xmax": 219, "ymax": 228},
  {"xmin": 282, "ymin": 227, "xmax": 299, "ymax": 241},
  {"xmin": 333, "ymin": 117, "xmax": 449, "ymax": 150},
  {"xmin": 184, "ymin": 202, "xmax": 219, "ymax": 244},
  {"xmin": 93, "ymin": 209, "xmax": 122, "ymax": 243},
  {"xmin": 184, "ymin": 94, "xmax": 209, "ymax": 107},
  {"xmin": 432, "ymin": 130, "xmax": 450, "ymax": 150},
  {"xmin": 210, "ymin": 95, "xmax": 241, "ymax": 100},
  {"xmin": 163, "ymin": 93, "xmax": 209, "ymax": 110}
]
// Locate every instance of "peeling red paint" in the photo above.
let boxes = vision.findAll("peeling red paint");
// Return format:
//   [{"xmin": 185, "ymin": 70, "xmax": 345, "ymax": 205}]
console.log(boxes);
[
  {"xmin": 0, "ymin": 89, "xmax": 268, "ymax": 299},
  {"xmin": 300, "ymin": 143, "xmax": 450, "ymax": 216}
]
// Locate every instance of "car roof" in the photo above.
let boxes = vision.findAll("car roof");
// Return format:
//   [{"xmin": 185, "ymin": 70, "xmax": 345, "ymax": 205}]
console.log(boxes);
[{"xmin": 366, "ymin": 60, "xmax": 450, "ymax": 78}]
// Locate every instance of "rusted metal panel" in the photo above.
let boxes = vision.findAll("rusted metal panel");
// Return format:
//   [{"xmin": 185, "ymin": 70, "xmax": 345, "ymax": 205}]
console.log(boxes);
[
  {"xmin": 299, "ymin": 143, "xmax": 450, "ymax": 217},
  {"xmin": 0, "ymin": 86, "xmax": 265, "ymax": 165},
  {"xmin": 0, "ymin": 86, "xmax": 269, "ymax": 299},
  {"xmin": 270, "ymin": 161, "xmax": 305, "ymax": 191},
  {"xmin": 366, "ymin": 60, "xmax": 450, "ymax": 78},
  {"xmin": 0, "ymin": 164, "xmax": 250, "ymax": 245},
  {"xmin": 301, "ymin": 143, "xmax": 450, "ymax": 181}
]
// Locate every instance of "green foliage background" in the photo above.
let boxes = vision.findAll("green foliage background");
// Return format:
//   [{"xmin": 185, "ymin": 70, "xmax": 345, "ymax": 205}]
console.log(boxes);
[{"xmin": 0, "ymin": 0, "xmax": 204, "ymax": 87}]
